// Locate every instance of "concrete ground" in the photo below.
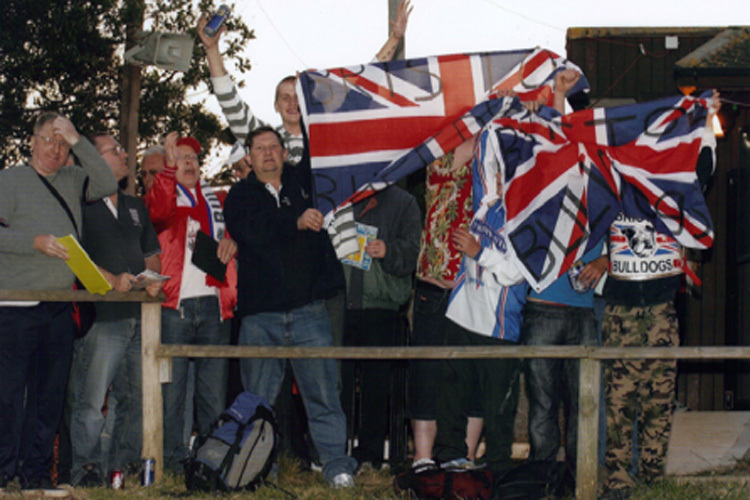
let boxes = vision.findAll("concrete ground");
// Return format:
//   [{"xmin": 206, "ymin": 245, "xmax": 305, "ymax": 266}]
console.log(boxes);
[{"xmin": 666, "ymin": 411, "xmax": 750, "ymax": 476}]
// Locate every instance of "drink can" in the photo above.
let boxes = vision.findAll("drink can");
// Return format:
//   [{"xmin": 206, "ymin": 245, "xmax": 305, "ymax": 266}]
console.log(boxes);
[
  {"xmin": 141, "ymin": 458, "xmax": 155, "ymax": 486},
  {"xmin": 567, "ymin": 260, "xmax": 590, "ymax": 293},
  {"xmin": 109, "ymin": 469, "xmax": 124, "ymax": 489},
  {"xmin": 204, "ymin": 4, "xmax": 230, "ymax": 38}
]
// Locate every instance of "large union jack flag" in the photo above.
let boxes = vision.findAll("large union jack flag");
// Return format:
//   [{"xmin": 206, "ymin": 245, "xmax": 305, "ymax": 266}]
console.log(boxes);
[
  {"xmin": 488, "ymin": 92, "xmax": 716, "ymax": 292},
  {"xmin": 297, "ymin": 48, "xmax": 588, "ymax": 255}
]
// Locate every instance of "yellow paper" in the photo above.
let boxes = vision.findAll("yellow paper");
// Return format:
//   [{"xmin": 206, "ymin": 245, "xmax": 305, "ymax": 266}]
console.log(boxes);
[{"xmin": 57, "ymin": 235, "xmax": 113, "ymax": 295}]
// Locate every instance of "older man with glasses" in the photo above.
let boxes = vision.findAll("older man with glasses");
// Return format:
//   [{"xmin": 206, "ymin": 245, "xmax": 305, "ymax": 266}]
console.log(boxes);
[{"xmin": 0, "ymin": 112, "xmax": 116, "ymax": 496}]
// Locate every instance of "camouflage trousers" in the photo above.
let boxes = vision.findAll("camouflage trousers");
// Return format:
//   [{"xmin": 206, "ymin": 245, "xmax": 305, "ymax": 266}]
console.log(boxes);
[{"xmin": 602, "ymin": 301, "xmax": 678, "ymax": 491}]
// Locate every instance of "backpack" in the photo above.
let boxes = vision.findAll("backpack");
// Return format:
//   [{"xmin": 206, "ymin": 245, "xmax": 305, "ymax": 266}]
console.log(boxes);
[
  {"xmin": 491, "ymin": 460, "xmax": 575, "ymax": 500},
  {"xmin": 394, "ymin": 468, "xmax": 494, "ymax": 500},
  {"xmin": 185, "ymin": 391, "xmax": 278, "ymax": 492}
]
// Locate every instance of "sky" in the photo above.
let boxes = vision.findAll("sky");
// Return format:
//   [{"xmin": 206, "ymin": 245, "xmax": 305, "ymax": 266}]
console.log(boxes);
[{"xmin": 192, "ymin": 0, "xmax": 750, "ymax": 176}]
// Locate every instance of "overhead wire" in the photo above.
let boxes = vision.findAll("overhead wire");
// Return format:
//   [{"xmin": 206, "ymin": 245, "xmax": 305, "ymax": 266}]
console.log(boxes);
[
  {"xmin": 254, "ymin": 0, "xmax": 308, "ymax": 69},
  {"xmin": 477, "ymin": 0, "xmax": 566, "ymax": 33}
]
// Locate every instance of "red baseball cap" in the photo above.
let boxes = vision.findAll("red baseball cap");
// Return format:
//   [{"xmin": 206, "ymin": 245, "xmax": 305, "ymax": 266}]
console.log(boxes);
[{"xmin": 176, "ymin": 136, "xmax": 201, "ymax": 155}]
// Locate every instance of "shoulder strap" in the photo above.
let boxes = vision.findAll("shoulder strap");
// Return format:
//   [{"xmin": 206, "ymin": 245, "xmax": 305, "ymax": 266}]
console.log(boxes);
[{"xmin": 35, "ymin": 170, "xmax": 79, "ymax": 237}]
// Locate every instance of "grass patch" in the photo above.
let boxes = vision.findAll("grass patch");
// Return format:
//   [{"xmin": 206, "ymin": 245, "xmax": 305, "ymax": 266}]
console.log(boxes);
[
  {"xmin": 12, "ymin": 458, "xmax": 747, "ymax": 499},
  {"xmin": 58, "ymin": 456, "xmax": 409, "ymax": 500}
]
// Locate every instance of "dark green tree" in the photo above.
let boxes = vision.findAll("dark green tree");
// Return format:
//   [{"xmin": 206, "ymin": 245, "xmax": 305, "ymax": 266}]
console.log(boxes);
[{"xmin": 0, "ymin": 0, "xmax": 254, "ymax": 173}]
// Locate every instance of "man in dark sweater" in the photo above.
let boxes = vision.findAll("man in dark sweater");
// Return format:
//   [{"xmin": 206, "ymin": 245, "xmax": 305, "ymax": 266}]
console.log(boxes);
[
  {"xmin": 224, "ymin": 127, "xmax": 356, "ymax": 488},
  {"xmin": 69, "ymin": 134, "xmax": 162, "ymax": 487}
]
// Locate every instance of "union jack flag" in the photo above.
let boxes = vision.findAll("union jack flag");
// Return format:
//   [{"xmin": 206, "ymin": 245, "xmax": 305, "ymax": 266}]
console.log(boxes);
[
  {"xmin": 297, "ymin": 48, "xmax": 588, "ymax": 256},
  {"xmin": 487, "ymin": 92, "xmax": 716, "ymax": 292}
]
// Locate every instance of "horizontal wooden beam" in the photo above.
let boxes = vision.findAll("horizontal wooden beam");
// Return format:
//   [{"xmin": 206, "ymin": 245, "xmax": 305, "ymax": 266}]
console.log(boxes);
[
  {"xmin": 157, "ymin": 344, "xmax": 750, "ymax": 360},
  {"xmin": 0, "ymin": 290, "xmax": 163, "ymax": 302}
]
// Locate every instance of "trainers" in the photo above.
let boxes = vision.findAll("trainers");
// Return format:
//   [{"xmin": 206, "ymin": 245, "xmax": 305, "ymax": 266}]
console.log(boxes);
[
  {"xmin": 440, "ymin": 457, "xmax": 482, "ymax": 471},
  {"xmin": 22, "ymin": 477, "xmax": 70, "ymax": 498},
  {"xmin": 410, "ymin": 457, "xmax": 438, "ymax": 474},
  {"xmin": 330, "ymin": 472, "xmax": 354, "ymax": 488}
]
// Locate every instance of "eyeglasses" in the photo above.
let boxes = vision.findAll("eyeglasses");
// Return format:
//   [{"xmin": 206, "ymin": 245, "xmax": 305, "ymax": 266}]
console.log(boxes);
[
  {"xmin": 100, "ymin": 145, "xmax": 126, "ymax": 156},
  {"xmin": 178, "ymin": 153, "xmax": 199, "ymax": 162},
  {"xmin": 35, "ymin": 135, "xmax": 68, "ymax": 148}
]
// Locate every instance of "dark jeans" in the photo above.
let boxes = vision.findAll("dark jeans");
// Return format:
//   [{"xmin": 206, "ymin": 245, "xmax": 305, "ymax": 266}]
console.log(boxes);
[
  {"xmin": 161, "ymin": 296, "xmax": 230, "ymax": 471},
  {"xmin": 0, "ymin": 303, "xmax": 75, "ymax": 483},
  {"xmin": 342, "ymin": 308, "xmax": 404, "ymax": 467},
  {"xmin": 408, "ymin": 280, "xmax": 453, "ymax": 421},
  {"xmin": 434, "ymin": 321, "xmax": 519, "ymax": 471},
  {"xmin": 521, "ymin": 300, "xmax": 597, "ymax": 468}
]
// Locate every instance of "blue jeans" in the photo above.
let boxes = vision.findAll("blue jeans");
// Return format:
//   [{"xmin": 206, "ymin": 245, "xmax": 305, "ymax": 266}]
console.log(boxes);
[
  {"xmin": 69, "ymin": 317, "xmax": 142, "ymax": 481},
  {"xmin": 0, "ymin": 303, "xmax": 75, "ymax": 484},
  {"xmin": 521, "ymin": 300, "xmax": 597, "ymax": 468},
  {"xmin": 161, "ymin": 296, "xmax": 230, "ymax": 471},
  {"xmin": 239, "ymin": 300, "xmax": 356, "ymax": 482},
  {"xmin": 408, "ymin": 280, "xmax": 453, "ymax": 421}
]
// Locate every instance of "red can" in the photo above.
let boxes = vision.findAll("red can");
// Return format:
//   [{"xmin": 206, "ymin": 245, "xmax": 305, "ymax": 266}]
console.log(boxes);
[{"xmin": 110, "ymin": 469, "xmax": 124, "ymax": 489}]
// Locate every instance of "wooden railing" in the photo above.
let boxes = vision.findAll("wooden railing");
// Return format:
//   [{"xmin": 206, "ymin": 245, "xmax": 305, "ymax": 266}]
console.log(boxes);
[{"xmin": 3, "ymin": 290, "xmax": 748, "ymax": 499}]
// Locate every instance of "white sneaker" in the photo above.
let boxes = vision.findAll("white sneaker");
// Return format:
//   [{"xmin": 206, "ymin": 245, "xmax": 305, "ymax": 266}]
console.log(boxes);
[
  {"xmin": 330, "ymin": 472, "xmax": 354, "ymax": 488},
  {"xmin": 411, "ymin": 457, "xmax": 438, "ymax": 474},
  {"xmin": 440, "ymin": 457, "xmax": 483, "ymax": 471}
]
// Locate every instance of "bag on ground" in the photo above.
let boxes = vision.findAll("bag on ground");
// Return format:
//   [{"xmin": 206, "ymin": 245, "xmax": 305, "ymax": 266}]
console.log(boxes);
[
  {"xmin": 491, "ymin": 460, "xmax": 575, "ymax": 500},
  {"xmin": 394, "ymin": 467, "xmax": 494, "ymax": 500},
  {"xmin": 185, "ymin": 391, "xmax": 277, "ymax": 492}
]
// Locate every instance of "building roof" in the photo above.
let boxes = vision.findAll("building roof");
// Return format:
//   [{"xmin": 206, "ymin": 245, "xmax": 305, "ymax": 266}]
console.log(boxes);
[
  {"xmin": 567, "ymin": 27, "xmax": 724, "ymax": 40},
  {"xmin": 675, "ymin": 27, "xmax": 750, "ymax": 77}
]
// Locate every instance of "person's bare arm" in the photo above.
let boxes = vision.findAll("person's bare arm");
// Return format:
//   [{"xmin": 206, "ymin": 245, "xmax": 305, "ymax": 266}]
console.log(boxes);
[
  {"xmin": 552, "ymin": 69, "xmax": 581, "ymax": 114},
  {"xmin": 452, "ymin": 227, "xmax": 481, "ymax": 259},
  {"xmin": 578, "ymin": 255, "xmax": 608, "ymax": 290},
  {"xmin": 374, "ymin": 0, "xmax": 413, "ymax": 62},
  {"xmin": 144, "ymin": 254, "xmax": 163, "ymax": 297}
]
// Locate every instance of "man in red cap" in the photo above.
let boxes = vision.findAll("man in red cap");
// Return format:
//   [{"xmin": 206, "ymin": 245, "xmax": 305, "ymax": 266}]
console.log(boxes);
[{"xmin": 144, "ymin": 132, "xmax": 238, "ymax": 472}]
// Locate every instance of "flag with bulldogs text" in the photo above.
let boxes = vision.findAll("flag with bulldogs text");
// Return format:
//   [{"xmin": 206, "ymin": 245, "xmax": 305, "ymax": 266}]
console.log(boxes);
[
  {"xmin": 485, "ymin": 91, "xmax": 716, "ymax": 292},
  {"xmin": 297, "ymin": 48, "xmax": 589, "ymax": 257}
]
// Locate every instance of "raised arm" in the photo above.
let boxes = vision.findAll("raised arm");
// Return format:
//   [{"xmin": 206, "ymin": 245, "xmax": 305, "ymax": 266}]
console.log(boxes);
[
  {"xmin": 374, "ymin": 0, "xmax": 413, "ymax": 62},
  {"xmin": 197, "ymin": 14, "xmax": 267, "ymax": 144},
  {"xmin": 552, "ymin": 69, "xmax": 581, "ymax": 115}
]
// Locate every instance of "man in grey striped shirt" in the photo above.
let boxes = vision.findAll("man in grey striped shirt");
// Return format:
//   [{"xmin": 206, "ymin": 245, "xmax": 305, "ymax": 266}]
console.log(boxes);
[{"xmin": 197, "ymin": 0, "xmax": 413, "ymax": 168}]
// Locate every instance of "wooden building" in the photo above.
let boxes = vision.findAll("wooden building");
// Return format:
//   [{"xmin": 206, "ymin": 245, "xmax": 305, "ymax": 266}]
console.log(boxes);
[{"xmin": 566, "ymin": 27, "xmax": 750, "ymax": 410}]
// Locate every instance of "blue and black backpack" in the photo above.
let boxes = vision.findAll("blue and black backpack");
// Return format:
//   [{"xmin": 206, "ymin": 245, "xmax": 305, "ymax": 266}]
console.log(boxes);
[{"xmin": 185, "ymin": 391, "xmax": 278, "ymax": 492}]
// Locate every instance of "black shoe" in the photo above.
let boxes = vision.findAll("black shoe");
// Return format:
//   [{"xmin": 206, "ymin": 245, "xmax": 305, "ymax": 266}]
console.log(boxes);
[
  {"xmin": 75, "ymin": 464, "xmax": 103, "ymax": 488},
  {"xmin": 22, "ymin": 476, "xmax": 70, "ymax": 498}
]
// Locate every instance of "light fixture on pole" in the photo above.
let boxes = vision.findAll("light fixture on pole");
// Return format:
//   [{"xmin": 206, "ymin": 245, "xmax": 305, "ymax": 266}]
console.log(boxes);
[{"xmin": 124, "ymin": 31, "xmax": 194, "ymax": 72}]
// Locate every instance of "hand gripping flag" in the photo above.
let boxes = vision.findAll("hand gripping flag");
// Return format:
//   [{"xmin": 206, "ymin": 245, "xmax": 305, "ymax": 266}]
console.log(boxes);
[
  {"xmin": 297, "ymin": 48, "xmax": 589, "ymax": 257},
  {"xmin": 485, "ymin": 91, "xmax": 716, "ymax": 292}
]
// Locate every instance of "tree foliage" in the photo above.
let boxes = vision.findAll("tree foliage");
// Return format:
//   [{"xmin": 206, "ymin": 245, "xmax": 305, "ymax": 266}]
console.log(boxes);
[{"xmin": 0, "ymin": 0, "xmax": 254, "ymax": 171}]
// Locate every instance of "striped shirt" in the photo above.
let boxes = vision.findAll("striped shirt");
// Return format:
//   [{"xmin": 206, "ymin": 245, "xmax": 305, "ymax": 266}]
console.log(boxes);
[{"xmin": 210, "ymin": 74, "xmax": 304, "ymax": 165}]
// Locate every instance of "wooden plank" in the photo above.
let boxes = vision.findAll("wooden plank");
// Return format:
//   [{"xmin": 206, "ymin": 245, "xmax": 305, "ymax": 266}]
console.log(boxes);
[
  {"xmin": 576, "ymin": 359, "xmax": 601, "ymax": 500},
  {"xmin": 0, "ymin": 289, "xmax": 163, "ymax": 302},
  {"xmin": 156, "ymin": 344, "xmax": 750, "ymax": 360},
  {"xmin": 141, "ymin": 301, "xmax": 163, "ymax": 482}
]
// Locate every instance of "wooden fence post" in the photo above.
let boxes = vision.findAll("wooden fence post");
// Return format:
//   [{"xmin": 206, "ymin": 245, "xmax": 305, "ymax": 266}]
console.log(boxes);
[
  {"xmin": 141, "ymin": 301, "xmax": 163, "ymax": 481},
  {"xmin": 576, "ymin": 357, "xmax": 601, "ymax": 500}
]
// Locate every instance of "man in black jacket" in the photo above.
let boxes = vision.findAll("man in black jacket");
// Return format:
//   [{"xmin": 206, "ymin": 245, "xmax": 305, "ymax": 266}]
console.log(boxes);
[{"xmin": 224, "ymin": 127, "xmax": 356, "ymax": 488}]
